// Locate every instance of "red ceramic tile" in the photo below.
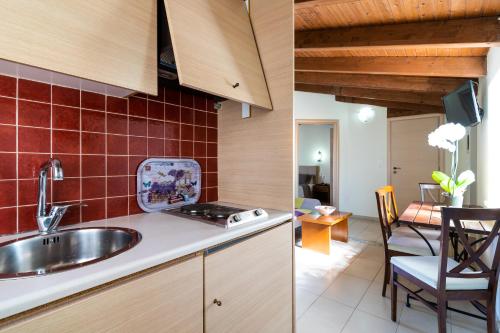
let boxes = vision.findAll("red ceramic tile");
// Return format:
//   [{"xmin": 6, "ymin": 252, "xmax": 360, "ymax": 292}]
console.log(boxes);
[
  {"xmin": 107, "ymin": 196, "xmax": 128, "ymax": 218},
  {"xmin": 107, "ymin": 113, "xmax": 128, "ymax": 135},
  {"xmin": 82, "ymin": 177, "xmax": 105, "ymax": 199},
  {"xmin": 207, "ymin": 143, "xmax": 217, "ymax": 157},
  {"xmin": 148, "ymin": 138, "xmax": 164, "ymax": 156},
  {"xmin": 0, "ymin": 207, "xmax": 17, "ymax": 234},
  {"xmin": 18, "ymin": 179, "xmax": 45, "ymax": 205},
  {"xmin": 0, "ymin": 97, "xmax": 16, "ymax": 124},
  {"xmin": 107, "ymin": 156, "xmax": 128, "ymax": 176},
  {"xmin": 53, "ymin": 130, "xmax": 80, "ymax": 154},
  {"xmin": 194, "ymin": 126, "xmax": 206, "ymax": 142},
  {"xmin": 129, "ymin": 97, "xmax": 147, "ymax": 117},
  {"xmin": 0, "ymin": 75, "xmax": 16, "ymax": 98},
  {"xmin": 18, "ymin": 127, "xmax": 50, "ymax": 153},
  {"xmin": 207, "ymin": 112, "xmax": 217, "ymax": 128},
  {"xmin": 199, "ymin": 189, "xmax": 207, "ymax": 203},
  {"xmin": 18, "ymin": 100, "xmax": 51, "ymax": 128},
  {"xmin": 194, "ymin": 111, "xmax": 207, "ymax": 126},
  {"xmin": 82, "ymin": 132, "xmax": 105, "ymax": 154},
  {"xmin": 194, "ymin": 94, "xmax": 206, "ymax": 111},
  {"xmin": 54, "ymin": 154, "xmax": 80, "ymax": 177},
  {"xmin": 0, "ymin": 180, "xmax": 17, "ymax": 207},
  {"xmin": 129, "ymin": 175, "xmax": 137, "ymax": 194},
  {"xmin": 129, "ymin": 156, "xmax": 146, "ymax": 175},
  {"xmin": 165, "ymin": 140, "xmax": 180, "ymax": 157},
  {"xmin": 165, "ymin": 87, "xmax": 180, "ymax": 105},
  {"xmin": 129, "ymin": 136, "xmax": 147, "ymax": 155},
  {"xmin": 18, "ymin": 205, "xmax": 37, "ymax": 232},
  {"xmin": 0, "ymin": 126, "xmax": 16, "ymax": 152},
  {"xmin": 207, "ymin": 128, "xmax": 217, "ymax": 143},
  {"xmin": 148, "ymin": 85, "xmax": 165, "ymax": 102},
  {"xmin": 18, "ymin": 153, "xmax": 50, "ymax": 178},
  {"xmin": 194, "ymin": 142, "xmax": 206, "ymax": 157},
  {"xmin": 129, "ymin": 116, "xmax": 147, "ymax": 137},
  {"xmin": 180, "ymin": 141, "xmax": 193, "ymax": 157},
  {"xmin": 52, "ymin": 105, "xmax": 80, "ymax": 130},
  {"xmin": 82, "ymin": 198, "xmax": 105, "ymax": 222},
  {"xmin": 181, "ymin": 124, "xmax": 193, "ymax": 141},
  {"xmin": 181, "ymin": 91, "xmax": 193, "ymax": 108},
  {"xmin": 0, "ymin": 153, "xmax": 16, "ymax": 180},
  {"xmin": 206, "ymin": 187, "xmax": 218, "ymax": 202},
  {"xmin": 148, "ymin": 119, "xmax": 164, "ymax": 138},
  {"xmin": 207, "ymin": 158, "xmax": 217, "ymax": 172},
  {"xmin": 165, "ymin": 122, "xmax": 180, "ymax": 140},
  {"xmin": 82, "ymin": 155, "xmax": 105, "ymax": 177},
  {"xmin": 207, "ymin": 173, "xmax": 218, "ymax": 187},
  {"xmin": 180, "ymin": 107, "xmax": 194, "ymax": 124},
  {"xmin": 107, "ymin": 134, "xmax": 128, "ymax": 155},
  {"xmin": 52, "ymin": 178, "xmax": 81, "ymax": 202},
  {"xmin": 107, "ymin": 176, "xmax": 128, "ymax": 197},
  {"xmin": 81, "ymin": 109, "xmax": 105, "ymax": 133},
  {"xmin": 165, "ymin": 103, "xmax": 180, "ymax": 122},
  {"xmin": 52, "ymin": 85, "xmax": 80, "ymax": 107},
  {"xmin": 58, "ymin": 202, "xmax": 81, "ymax": 226},
  {"xmin": 197, "ymin": 158, "xmax": 207, "ymax": 173},
  {"xmin": 148, "ymin": 100, "xmax": 164, "ymax": 120},
  {"xmin": 106, "ymin": 96, "xmax": 127, "ymax": 114},
  {"xmin": 129, "ymin": 195, "xmax": 142, "ymax": 215},
  {"xmin": 82, "ymin": 91, "xmax": 105, "ymax": 110},
  {"xmin": 207, "ymin": 96, "xmax": 216, "ymax": 112},
  {"xmin": 18, "ymin": 79, "xmax": 50, "ymax": 102}
]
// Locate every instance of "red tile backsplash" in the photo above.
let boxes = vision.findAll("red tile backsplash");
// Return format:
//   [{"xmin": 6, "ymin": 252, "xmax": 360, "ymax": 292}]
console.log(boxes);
[{"xmin": 0, "ymin": 74, "xmax": 217, "ymax": 235}]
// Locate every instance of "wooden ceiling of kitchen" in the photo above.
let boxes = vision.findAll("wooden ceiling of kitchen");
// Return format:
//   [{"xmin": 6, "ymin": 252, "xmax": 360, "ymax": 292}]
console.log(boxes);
[{"xmin": 294, "ymin": 0, "xmax": 500, "ymax": 117}]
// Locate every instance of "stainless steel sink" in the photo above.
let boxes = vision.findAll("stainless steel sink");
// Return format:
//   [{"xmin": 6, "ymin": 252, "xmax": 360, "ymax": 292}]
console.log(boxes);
[{"xmin": 0, "ymin": 227, "xmax": 141, "ymax": 279}]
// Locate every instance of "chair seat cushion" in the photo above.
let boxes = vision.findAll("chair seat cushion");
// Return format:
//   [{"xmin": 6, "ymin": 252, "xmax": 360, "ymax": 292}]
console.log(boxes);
[
  {"xmin": 388, "ymin": 235, "xmax": 440, "ymax": 256},
  {"xmin": 391, "ymin": 256, "xmax": 489, "ymax": 290},
  {"xmin": 392, "ymin": 226, "xmax": 441, "ymax": 240}
]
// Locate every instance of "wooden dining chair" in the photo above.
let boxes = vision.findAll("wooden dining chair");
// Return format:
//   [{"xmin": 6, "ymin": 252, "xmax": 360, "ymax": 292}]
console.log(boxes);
[
  {"xmin": 375, "ymin": 186, "xmax": 441, "ymax": 297},
  {"xmin": 419, "ymin": 182, "xmax": 447, "ymax": 203},
  {"xmin": 391, "ymin": 207, "xmax": 500, "ymax": 333}
]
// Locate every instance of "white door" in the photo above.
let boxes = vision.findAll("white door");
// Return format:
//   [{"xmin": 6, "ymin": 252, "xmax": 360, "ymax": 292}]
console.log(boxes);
[{"xmin": 389, "ymin": 115, "xmax": 442, "ymax": 211}]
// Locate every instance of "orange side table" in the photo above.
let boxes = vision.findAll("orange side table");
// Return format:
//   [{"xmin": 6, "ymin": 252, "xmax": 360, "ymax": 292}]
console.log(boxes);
[{"xmin": 298, "ymin": 211, "xmax": 352, "ymax": 255}]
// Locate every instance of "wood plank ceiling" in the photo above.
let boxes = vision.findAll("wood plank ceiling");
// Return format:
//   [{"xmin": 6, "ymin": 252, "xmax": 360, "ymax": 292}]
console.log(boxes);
[{"xmin": 294, "ymin": 0, "xmax": 500, "ymax": 117}]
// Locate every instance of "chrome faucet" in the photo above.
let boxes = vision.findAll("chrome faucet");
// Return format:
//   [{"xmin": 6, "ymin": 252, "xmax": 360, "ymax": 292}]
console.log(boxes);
[{"xmin": 36, "ymin": 159, "xmax": 85, "ymax": 234}]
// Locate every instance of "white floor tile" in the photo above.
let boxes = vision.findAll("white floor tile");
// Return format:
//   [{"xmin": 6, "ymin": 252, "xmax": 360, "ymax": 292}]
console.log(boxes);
[
  {"xmin": 322, "ymin": 273, "xmax": 371, "ymax": 307},
  {"xmin": 358, "ymin": 288, "xmax": 404, "ymax": 321},
  {"xmin": 399, "ymin": 306, "xmax": 451, "ymax": 333},
  {"xmin": 358, "ymin": 244, "xmax": 385, "ymax": 263},
  {"xmin": 342, "ymin": 309, "xmax": 398, "ymax": 333},
  {"xmin": 296, "ymin": 287, "xmax": 319, "ymax": 319},
  {"xmin": 297, "ymin": 297, "xmax": 354, "ymax": 333},
  {"xmin": 343, "ymin": 257, "xmax": 383, "ymax": 280}
]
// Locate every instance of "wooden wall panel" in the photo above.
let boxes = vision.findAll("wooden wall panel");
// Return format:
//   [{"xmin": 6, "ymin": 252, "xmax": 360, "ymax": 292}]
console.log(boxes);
[
  {"xmin": 0, "ymin": 1, "xmax": 157, "ymax": 94},
  {"xmin": 218, "ymin": 0, "xmax": 294, "ymax": 211}
]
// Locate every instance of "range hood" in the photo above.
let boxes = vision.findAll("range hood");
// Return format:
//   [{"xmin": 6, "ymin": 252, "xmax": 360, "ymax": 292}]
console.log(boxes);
[{"xmin": 158, "ymin": 0, "xmax": 177, "ymax": 81}]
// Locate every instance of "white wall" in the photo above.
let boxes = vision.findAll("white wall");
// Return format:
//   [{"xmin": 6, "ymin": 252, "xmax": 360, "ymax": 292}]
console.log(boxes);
[
  {"xmin": 294, "ymin": 91, "xmax": 387, "ymax": 217},
  {"xmin": 298, "ymin": 124, "xmax": 332, "ymax": 184}
]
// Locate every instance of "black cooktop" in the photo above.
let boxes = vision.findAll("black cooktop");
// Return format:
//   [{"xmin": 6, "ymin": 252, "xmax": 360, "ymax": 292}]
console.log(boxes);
[{"xmin": 179, "ymin": 203, "xmax": 245, "ymax": 220}]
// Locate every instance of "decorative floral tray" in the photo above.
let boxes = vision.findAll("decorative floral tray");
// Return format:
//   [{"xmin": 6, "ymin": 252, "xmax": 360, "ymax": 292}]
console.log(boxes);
[{"xmin": 136, "ymin": 158, "xmax": 201, "ymax": 212}]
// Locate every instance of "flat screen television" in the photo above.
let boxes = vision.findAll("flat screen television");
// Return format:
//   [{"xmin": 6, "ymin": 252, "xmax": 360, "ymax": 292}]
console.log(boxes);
[{"xmin": 442, "ymin": 80, "xmax": 483, "ymax": 127}]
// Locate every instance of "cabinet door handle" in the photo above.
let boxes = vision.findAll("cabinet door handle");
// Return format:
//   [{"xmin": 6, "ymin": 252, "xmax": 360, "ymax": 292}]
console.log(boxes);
[
  {"xmin": 213, "ymin": 299, "xmax": 222, "ymax": 306},
  {"xmin": 232, "ymin": 82, "xmax": 239, "ymax": 88}
]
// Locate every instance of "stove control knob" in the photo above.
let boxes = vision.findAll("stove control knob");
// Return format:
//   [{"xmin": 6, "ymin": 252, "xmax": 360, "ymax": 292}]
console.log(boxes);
[
  {"xmin": 254, "ymin": 209, "xmax": 263, "ymax": 216},
  {"xmin": 233, "ymin": 214, "xmax": 242, "ymax": 222}
]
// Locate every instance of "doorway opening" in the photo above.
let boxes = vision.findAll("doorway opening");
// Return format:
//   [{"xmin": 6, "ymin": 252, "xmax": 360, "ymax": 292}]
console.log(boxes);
[{"xmin": 296, "ymin": 120, "xmax": 339, "ymax": 208}]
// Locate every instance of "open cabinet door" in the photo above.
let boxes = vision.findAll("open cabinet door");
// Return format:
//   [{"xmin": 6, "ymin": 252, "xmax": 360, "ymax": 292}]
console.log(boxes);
[{"xmin": 163, "ymin": 0, "xmax": 273, "ymax": 110}]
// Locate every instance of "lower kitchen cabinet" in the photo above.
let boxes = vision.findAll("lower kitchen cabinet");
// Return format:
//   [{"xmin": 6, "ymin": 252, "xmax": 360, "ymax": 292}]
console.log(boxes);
[
  {"xmin": 0, "ymin": 255, "xmax": 203, "ymax": 333},
  {"xmin": 204, "ymin": 222, "xmax": 293, "ymax": 333}
]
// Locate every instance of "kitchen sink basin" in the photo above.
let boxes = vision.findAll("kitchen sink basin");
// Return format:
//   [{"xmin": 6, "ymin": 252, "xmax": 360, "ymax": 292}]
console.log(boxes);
[{"xmin": 0, "ymin": 227, "xmax": 141, "ymax": 279}]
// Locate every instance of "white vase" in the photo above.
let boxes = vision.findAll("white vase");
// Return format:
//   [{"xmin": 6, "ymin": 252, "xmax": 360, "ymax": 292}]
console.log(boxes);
[{"xmin": 450, "ymin": 194, "xmax": 464, "ymax": 208}]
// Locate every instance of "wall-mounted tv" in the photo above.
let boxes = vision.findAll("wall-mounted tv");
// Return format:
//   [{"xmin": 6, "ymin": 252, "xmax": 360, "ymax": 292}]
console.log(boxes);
[{"xmin": 442, "ymin": 80, "xmax": 483, "ymax": 127}]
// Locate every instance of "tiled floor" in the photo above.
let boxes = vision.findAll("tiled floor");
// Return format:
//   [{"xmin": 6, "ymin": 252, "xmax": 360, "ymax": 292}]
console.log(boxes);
[{"xmin": 295, "ymin": 217, "xmax": 488, "ymax": 333}]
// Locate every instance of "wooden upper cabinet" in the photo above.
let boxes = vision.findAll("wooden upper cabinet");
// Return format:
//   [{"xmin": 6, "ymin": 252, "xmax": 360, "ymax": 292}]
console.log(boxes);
[
  {"xmin": 0, "ymin": 1, "xmax": 157, "ymax": 95},
  {"xmin": 163, "ymin": 0, "xmax": 273, "ymax": 110}
]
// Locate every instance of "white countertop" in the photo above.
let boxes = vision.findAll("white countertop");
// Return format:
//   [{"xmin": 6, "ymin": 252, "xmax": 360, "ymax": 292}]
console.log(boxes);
[{"xmin": 0, "ymin": 203, "xmax": 292, "ymax": 320}]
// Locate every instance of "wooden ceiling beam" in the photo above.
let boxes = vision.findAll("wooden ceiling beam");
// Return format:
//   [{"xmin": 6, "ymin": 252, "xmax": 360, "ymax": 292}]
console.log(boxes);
[
  {"xmin": 295, "ymin": 83, "xmax": 335, "ymax": 94},
  {"xmin": 335, "ymin": 96, "xmax": 444, "ymax": 113},
  {"xmin": 295, "ymin": 72, "xmax": 468, "ymax": 93},
  {"xmin": 295, "ymin": 56, "xmax": 486, "ymax": 77},
  {"xmin": 387, "ymin": 108, "xmax": 435, "ymax": 118},
  {"xmin": 294, "ymin": 0, "xmax": 360, "ymax": 10},
  {"xmin": 329, "ymin": 86, "xmax": 443, "ymax": 106},
  {"xmin": 295, "ymin": 16, "xmax": 500, "ymax": 51}
]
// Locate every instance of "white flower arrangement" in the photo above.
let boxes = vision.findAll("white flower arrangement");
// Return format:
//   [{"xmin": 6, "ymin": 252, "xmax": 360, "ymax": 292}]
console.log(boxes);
[{"xmin": 427, "ymin": 123, "xmax": 466, "ymax": 152}]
